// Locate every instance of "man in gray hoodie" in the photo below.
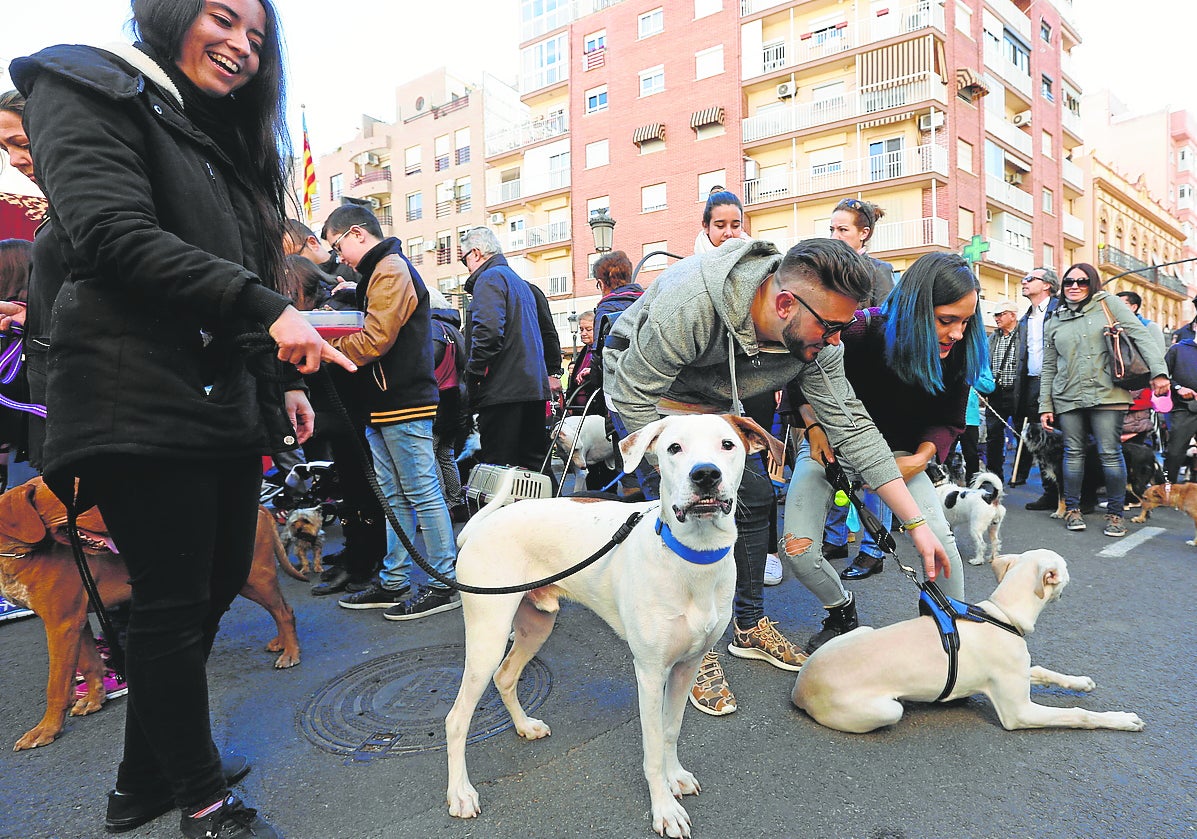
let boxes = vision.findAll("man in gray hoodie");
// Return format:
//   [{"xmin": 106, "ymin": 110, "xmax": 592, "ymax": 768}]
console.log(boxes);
[{"xmin": 604, "ymin": 237, "xmax": 950, "ymax": 716}]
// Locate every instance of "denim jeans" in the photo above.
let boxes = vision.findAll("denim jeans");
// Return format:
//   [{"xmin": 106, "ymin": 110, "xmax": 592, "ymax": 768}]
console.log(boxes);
[
  {"xmin": 1057, "ymin": 408, "xmax": 1126, "ymax": 517},
  {"xmin": 822, "ymin": 491, "xmax": 891, "ymax": 559},
  {"xmin": 608, "ymin": 411, "xmax": 661, "ymax": 500},
  {"xmin": 731, "ymin": 450, "xmax": 776, "ymax": 629},
  {"xmin": 366, "ymin": 419, "xmax": 457, "ymax": 590}
]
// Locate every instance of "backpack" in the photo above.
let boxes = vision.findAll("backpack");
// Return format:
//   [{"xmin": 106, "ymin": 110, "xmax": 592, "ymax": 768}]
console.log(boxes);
[
  {"xmin": 589, "ymin": 285, "xmax": 645, "ymax": 393},
  {"xmin": 432, "ymin": 320, "xmax": 464, "ymax": 391}
]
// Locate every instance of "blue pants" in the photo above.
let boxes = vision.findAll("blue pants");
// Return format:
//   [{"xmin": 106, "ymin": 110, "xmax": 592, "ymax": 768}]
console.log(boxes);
[{"xmin": 1057, "ymin": 408, "xmax": 1126, "ymax": 517}]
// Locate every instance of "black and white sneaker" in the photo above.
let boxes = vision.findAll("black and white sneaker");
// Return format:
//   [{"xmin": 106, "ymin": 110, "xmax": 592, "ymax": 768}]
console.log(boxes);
[
  {"xmin": 337, "ymin": 582, "xmax": 410, "ymax": 610},
  {"xmin": 180, "ymin": 794, "xmax": 280, "ymax": 839},
  {"xmin": 383, "ymin": 587, "xmax": 461, "ymax": 621}
]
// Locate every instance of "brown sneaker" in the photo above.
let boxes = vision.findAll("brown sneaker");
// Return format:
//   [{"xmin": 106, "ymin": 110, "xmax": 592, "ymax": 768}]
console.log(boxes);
[
  {"xmin": 728, "ymin": 616, "xmax": 807, "ymax": 672},
  {"xmin": 688, "ymin": 651, "xmax": 737, "ymax": 716}
]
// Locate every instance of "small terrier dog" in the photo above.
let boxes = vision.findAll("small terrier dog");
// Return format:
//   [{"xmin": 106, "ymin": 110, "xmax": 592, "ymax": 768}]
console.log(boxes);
[
  {"xmin": 281, "ymin": 506, "xmax": 325, "ymax": 578},
  {"xmin": 937, "ymin": 471, "xmax": 1006, "ymax": 566}
]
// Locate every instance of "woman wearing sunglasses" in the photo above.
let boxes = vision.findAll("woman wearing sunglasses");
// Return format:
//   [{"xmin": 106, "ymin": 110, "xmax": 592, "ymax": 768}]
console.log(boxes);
[
  {"xmin": 782, "ymin": 251, "xmax": 988, "ymax": 651},
  {"xmin": 1040, "ymin": 262, "xmax": 1169, "ymax": 536}
]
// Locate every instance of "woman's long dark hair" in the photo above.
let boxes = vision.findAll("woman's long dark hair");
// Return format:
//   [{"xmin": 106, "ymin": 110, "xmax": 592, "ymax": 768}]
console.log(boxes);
[
  {"xmin": 880, "ymin": 251, "xmax": 989, "ymax": 393},
  {"xmin": 0, "ymin": 239, "xmax": 32, "ymax": 302},
  {"xmin": 1059, "ymin": 262, "xmax": 1103, "ymax": 305},
  {"xmin": 131, "ymin": 0, "xmax": 292, "ymax": 292}
]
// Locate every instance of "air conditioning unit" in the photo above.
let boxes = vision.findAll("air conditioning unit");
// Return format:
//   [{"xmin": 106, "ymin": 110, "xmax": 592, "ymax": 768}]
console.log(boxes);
[
  {"xmin": 489, "ymin": 212, "xmax": 506, "ymax": 224},
  {"xmin": 776, "ymin": 81, "xmax": 796, "ymax": 100},
  {"xmin": 1005, "ymin": 171, "xmax": 1024, "ymax": 186},
  {"xmin": 368, "ymin": 197, "xmax": 381, "ymax": 210},
  {"xmin": 424, "ymin": 242, "xmax": 438, "ymax": 252},
  {"xmin": 744, "ymin": 158, "xmax": 760, "ymax": 181},
  {"xmin": 917, "ymin": 112, "xmax": 945, "ymax": 131},
  {"xmin": 1012, "ymin": 110, "xmax": 1032, "ymax": 127}
]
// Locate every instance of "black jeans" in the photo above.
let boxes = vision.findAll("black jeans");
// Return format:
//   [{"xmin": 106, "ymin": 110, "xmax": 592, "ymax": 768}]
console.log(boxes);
[
  {"xmin": 1165, "ymin": 408, "xmax": 1197, "ymax": 484},
  {"xmin": 984, "ymin": 386, "xmax": 1018, "ymax": 479},
  {"xmin": 1014, "ymin": 375, "xmax": 1042, "ymax": 482},
  {"xmin": 477, "ymin": 400, "xmax": 550, "ymax": 473},
  {"xmin": 732, "ymin": 451, "xmax": 775, "ymax": 629},
  {"xmin": 86, "ymin": 455, "xmax": 261, "ymax": 811},
  {"xmin": 325, "ymin": 428, "xmax": 386, "ymax": 581}
]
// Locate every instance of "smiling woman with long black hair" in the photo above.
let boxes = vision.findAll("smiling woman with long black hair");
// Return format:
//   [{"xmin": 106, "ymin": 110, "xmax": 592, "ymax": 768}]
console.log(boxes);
[{"xmin": 12, "ymin": 1, "xmax": 354, "ymax": 835}]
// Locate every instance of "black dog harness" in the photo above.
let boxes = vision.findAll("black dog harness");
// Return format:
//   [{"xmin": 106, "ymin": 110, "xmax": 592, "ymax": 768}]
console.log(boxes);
[{"xmin": 918, "ymin": 581, "xmax": 1023, "ymax": 701}]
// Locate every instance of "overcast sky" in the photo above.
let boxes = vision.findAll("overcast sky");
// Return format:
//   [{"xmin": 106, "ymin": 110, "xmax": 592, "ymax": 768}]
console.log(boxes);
[{"xmin": 0, "ymin": 0, "xmax": 1192, "ymax": 160}]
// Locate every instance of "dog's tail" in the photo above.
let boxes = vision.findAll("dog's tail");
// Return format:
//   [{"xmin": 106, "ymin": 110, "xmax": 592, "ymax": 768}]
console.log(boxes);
[
  {"xmin": 262, "ymin": 508, "xmax": 308, "ymax": 582},
  {"xmin": 969, "ymin": 471, "xmax": 1004, "ymax": 505},
  {"xmin": 455, "ymin": 479, "xmax": 515, "ymax": 549}
]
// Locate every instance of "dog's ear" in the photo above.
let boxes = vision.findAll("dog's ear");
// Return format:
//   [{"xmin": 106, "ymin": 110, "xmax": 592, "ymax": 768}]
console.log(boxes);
[
  {"xmin": 725, "ymin": 415, "xmax": 786, "ymax": 465},
  {"xmin": 1036, "ymin": 562, "xmax": 1066, "ymax": 600},
  {"xmin": 619, "ymin": 418, "xmax": 667, "ymax": 472},
  {"xmin": 0, "ymin": 481, "xmax": 49, "ymax": 544}
]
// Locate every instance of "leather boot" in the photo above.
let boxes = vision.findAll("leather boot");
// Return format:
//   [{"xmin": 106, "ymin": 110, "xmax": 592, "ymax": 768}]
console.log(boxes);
[
  {"xmin": 840, "ymin": 553, "xmax": 883, "ymax": 580},
  {"xmin": 805, "ymin": 592, "xmax": 859, "ymax": 654}
]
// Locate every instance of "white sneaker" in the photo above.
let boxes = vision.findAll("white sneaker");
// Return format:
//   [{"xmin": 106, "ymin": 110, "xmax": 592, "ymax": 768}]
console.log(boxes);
[{"xmin": 763, "ymin": 553, "xmax": 783, "ymax": 586}]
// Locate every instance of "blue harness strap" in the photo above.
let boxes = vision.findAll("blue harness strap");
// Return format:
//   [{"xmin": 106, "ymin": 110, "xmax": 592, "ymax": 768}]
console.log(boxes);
[
  {"xmin": 654, "ymin": 518, "xmax": 731, "ymax": 565},
  {"xmin": 919, "ymin": 581, "xmax": 1023, "ymax": 702}
]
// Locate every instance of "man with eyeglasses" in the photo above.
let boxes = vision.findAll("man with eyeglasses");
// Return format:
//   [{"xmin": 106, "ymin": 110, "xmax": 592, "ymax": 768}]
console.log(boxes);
[
  {"xmin": 603, "ymin": 237, "xmax": 950, "ymax": 716},
  {"xmin": 1014, "ymin": 267, "xmax": 1060, "ymax": 503}
]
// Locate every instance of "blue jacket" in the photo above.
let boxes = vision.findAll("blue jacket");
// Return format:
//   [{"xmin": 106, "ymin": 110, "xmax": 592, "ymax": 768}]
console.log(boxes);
[{"xmin": 463, "ymin": 254, "xmax": 549, "ymax": 408}]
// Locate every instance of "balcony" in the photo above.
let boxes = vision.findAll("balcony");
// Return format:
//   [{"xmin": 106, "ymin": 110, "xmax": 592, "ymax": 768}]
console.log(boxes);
[
  {"xmin": 1056, "ymin": 0, "xmax": 1081, "ymax": 35},
  {"xmin": 509, "ymin": 220, "xmax": 572, "ymax": 252},
  {"xmin": 1062, "ymin": 108, "xmax": 1082, "ymax": 139},
  {"xmin": 1100, "ymin": 245, "xmax": 1189, "ymax": 295},
  {"xmin": 1062, "ymin": 158, "xmax": 1084, "ymax": 191},
  {"xmin": 986, "ymin": 0, "xmax": 1032, "ymax": 41},
  {"xmin": 520, "ymin": 64, "xmax": 569, "ymax": 96},
  {"xmin": 376, "ymin": 207, "xmax": 393, "ymax": 227},
  {"xmin": 485, "ymin": 113, "xmax": 569, "ymax": 158},
  {"xmin": 743, "ymin": 72, "xmax": 946, "ymax": 144},
  {"xmin": 746, "ymin": 1, "xmax": 945, "ymax": 79},
  {"xmin": 520, "ymin": 2, "xmax": 573, "ymax": 42},
  {"xmin": 455, "ymin": 146, "xmax": 471, "ymax": 166},
  {"xmin": 744, "ymin": 143, "xmax": 948, "ymax": 205},
  {"xmin": 486, "ymin": 169, "xmax": 570, "ymax": 205},
  {"xmin": 986, "ymin": 174, "xmax": 1033, "ymax": 215},
  {"xmin": 869, "ymin": 217, "xmax": 951, "ymax": 252},
  {"xmin": 349, "ymin": 169, "xmax": 391, "ymax": 190},
  {"xmin": 985, "ymin": 111, "xmax": 1033, "ymax": 158},
  {"xmin": 1062, "ymin": 212, "xmax": 1084, "ymax": 241},
  {"xmin": 982, "ymin": 41, "xmax": 1032, "ymax": 100},
  {"xmin": 740, "ymin": 0, "xmax": 789, "ymax": 15},
  {"xmin": 987, "ymin": 239, "xmax": 1035, "ymax": 273}
]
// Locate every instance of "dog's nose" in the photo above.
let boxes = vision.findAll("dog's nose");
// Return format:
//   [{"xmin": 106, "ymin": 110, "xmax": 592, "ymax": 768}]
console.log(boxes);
[{"xmin": 690, "ymin": 463, "xmax": 722, "ymax": 491}]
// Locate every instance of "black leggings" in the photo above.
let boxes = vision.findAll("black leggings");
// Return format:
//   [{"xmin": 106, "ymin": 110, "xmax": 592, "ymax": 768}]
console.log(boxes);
[{"xmin": 85, "ymin": 454, "xmax": 261, "ymax": 810}]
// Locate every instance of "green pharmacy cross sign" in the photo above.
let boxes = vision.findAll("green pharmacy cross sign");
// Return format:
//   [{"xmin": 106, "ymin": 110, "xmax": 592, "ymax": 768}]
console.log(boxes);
[{"xmin": 961, "ymin": 235, "xmax": 990, "ymax": 268}]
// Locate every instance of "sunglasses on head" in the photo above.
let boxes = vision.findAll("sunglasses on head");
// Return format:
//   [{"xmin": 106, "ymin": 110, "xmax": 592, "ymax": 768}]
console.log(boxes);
[{"xmin": 1062, "ymin": 277, "xmax": 1090, "ymax": 288}]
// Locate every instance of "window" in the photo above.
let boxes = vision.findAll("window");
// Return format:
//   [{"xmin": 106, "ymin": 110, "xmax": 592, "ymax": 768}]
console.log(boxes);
[
  {"xmin": 1041, "ymin": 130, "xmax": 1053, "ymax": 158},
  {"xmin": 404, "ymin": 145, "xmax": 421, "ymax": 176},
  {"xmin": 454, "ymin": 128, "xmax": 471, "ymax": 165},
  {"xmin": 455, "ymin": 178, "xmax": 472, "ymax": 213},
  {"xmin": 809, "ymin": 147, "xmax": 844, "ymax": 180},
  {"xmin": 638, "ymin": 7, "xmax": 664, "ymax": 39},
  {"xmin": 695, "ymin": 45, "xmax": 724, "ymax": 80},
  {"xmin": 406, "ymin": 191, "xmax": 423, "ymax": 222},
  {"xmin": 1041, "ymin": 75, "xmax": 1054, "ymax": 102},
  {"xmin": 694, "ymin": 0, "xmax": 721, "ymax": 18},
  {"xmin": 642, "ymin": 182, "xmax": 667, "ymax": 213},
  {"xmin": 436, "ymin": 231, "xmax": 453, "ymax": 266},
  {"xmin": 1002, "ymin": 31, "xmax": 1030, "ymax": 75},
  {"xmin": 957, "ymin": 138, "xmax": 974, "ymax": 173},
  {"xmin": 1040, "ymin": 20, "xmax": 1052, "ymax": 43},
  {"xmin": 955, "ymin": 0, "xmax": 972, "ymax": 34},
  {"xmin": 1043, "ymin": 243, "xmax": 1055, "ymax": 268},
  {"xmin": 435, "ymin": 134, "xmax": 451, "ymax": 171},
  {"xmin": 695, "ymin": 122, "xmax": 726, "ymax": 141},
  {"xmin": 642, "ymin": 241, "xmax": 669, "ymax": 271},
  {"xmin": 330, "ymin": 173, "xmax": 343, "ymax": 201},
  {"xmin": 583, "ymin": 30, "xmax": 606, "ymax": 54},
  {"xmin": 548, "ymin": 275, "xmax": 570, "ymax": 296},
  {"xmin": 585, "ymin": 85, "xmax": 608, "ymax": 114},
  {"xmin": 407, "ymin": 237, "xmax": 424, "ymax": 265},
  {"xmin": 587, "ymin": 196, "xmax": 610, "ymax": 219},
  {"xmin": 869, "ymin": 136, "xmax": 904, "ymax": 181},
  {"xmin": 984, "ymin": 139, "xmax": 1005, "ymax": 177},
  {"xmin": 521, "ymin": 32, "xmax": 568, "ymax": 91},
  {"xmin": 585, "ymin": 139, "xmax": 609, "ymax": 169},
  {"xmin": 762, "ymin": 39, "xmax": 786, "ymax": 72},
  {"xmin": 959, "ymin": 207, "xmax": 975, "ymax": 237},
  {"xmin": 1042, "ymin": 187, "xmax": 1054, "ymax": 215},
  {"xmin": 1180, "ymin": 184, "xmax": 1194, "ymax": 204},
  {"xmin": 639, "ymin": 137, "xmax": 666, "ymax": 155},
  {"xmin": 697, "ymin": 169, "xmax": 727, "ymax": 201},
  {"xmin": 1181, "ymin": 145, "xmax": 1195, "ymax": 172},
  {"xmin": 639, "ymin": 65, "xmax": 665, "ymax": 97}
]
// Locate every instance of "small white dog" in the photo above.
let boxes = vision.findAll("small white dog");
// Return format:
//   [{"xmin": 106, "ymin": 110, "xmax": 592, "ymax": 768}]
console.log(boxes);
[
  {"xmin": 937, "ymin": 470, "xmax": 1006, "ymax": 566},
  {"xmin": 445, "ymin": 414, "xmax": 782, "ymax": 839},
  {"xmin": 792, "ymin": 549, "xmax": 1144, "ymax": 734},
  {"xmin": 553, "ymin": 414, "xmax": 615, "ymax": 478}
]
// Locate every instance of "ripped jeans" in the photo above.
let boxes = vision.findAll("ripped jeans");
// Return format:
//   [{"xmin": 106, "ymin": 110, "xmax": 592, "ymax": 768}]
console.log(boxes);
[{"xmin": 781, "ymin": 441, "xmax": 964, "ymax": 604}]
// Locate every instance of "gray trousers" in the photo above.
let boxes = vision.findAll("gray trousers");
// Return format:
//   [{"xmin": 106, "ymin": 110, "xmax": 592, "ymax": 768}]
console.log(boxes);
[{"xmin": 781, "ymin": 442, "xmax": 965, "ymax": 604}]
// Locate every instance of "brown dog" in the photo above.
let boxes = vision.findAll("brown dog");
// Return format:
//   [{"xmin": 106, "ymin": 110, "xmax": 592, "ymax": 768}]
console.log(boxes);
[
  {"xmin": 281, "ymin": 506, "xmax": 325, "ymax": 578},
  {"xmin": 0, "ymin": 477, "xmax": 305, "ymax": 751},
  {"xmin": 1131, "ymin": 483, "xmax": 1197, "ymax": 544}
]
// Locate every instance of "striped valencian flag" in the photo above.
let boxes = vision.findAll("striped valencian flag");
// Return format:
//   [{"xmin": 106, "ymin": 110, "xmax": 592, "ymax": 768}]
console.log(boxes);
[{"xmin": 301, "ymin": 109, "xmax": 316, "ymax": 221}]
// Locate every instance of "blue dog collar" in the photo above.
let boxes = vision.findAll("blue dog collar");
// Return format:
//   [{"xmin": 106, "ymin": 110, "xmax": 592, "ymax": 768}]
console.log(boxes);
[{"xmin": 655, "ymin": 518, "xmax": 731, "ymax": 565}]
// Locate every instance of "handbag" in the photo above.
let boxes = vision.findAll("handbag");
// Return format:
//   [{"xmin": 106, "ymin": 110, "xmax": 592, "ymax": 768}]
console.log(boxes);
[{"xmin": 1099, "ymin": 299, "xmax": 1151, "ymax": 391}]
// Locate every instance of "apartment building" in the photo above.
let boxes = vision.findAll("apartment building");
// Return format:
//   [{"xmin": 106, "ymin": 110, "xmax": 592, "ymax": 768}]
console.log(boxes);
[
  {"xmin": 1076, "ymin": 155, "xmax": 1188, "ymax": 331},
  {"xmin": 739, "ymin": 0, "xmax": 1084, "ymax": 311}
]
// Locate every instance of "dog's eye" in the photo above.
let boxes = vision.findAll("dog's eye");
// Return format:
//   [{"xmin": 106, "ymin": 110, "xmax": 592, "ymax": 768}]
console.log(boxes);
[
  {"xmin": 721, "ymin": 439, "xmax": 736, "ymax": 450},
  {"xmin": 667, "ymin": 442, "xmax": 682, "ymax": 455}
]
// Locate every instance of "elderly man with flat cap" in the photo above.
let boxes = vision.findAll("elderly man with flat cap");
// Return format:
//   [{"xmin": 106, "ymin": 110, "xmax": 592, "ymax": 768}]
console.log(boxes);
[{"xmin": 985, "ymin": 298, "xmax": 1021, "ymax": 481}]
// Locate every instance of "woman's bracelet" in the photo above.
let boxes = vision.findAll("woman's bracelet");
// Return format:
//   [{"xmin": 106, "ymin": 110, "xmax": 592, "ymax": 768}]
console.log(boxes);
[{"xmin": 900, "ymin": 516, "xmax": 927, "ymax": 532}]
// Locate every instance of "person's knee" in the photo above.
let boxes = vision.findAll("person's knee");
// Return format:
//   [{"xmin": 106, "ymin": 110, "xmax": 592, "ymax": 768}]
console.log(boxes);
[{"xmin": 780, "ymin": 533, "xmax": 823, "ymax": 573}]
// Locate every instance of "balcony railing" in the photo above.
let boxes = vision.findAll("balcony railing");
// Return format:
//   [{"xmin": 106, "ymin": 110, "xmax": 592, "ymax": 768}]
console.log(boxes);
[
  {"xmin": 583, "ymin": 46, "xmax": 606, "ymax": 71},
  {"xmin": 485, "ymin": 113, "xmax": 569, "ymax": 158},
  {"xmin": 376, "ymin": 207, "xmax": 393, "ymax": 227},
  {"xmin": 455, "ymin": 146, "xmax": 471, "ymax": 165},
  {"xmin": 1062, "ymin": 212, "xmax": 1084, "ymax": 241},
  {"xmin": 1062, "ymin": 158, "xmax": 1084, "ymax": 191},
  {"xmin": 1056, "ymin": 0, "xmax": 1081, "ymax": 34},
  {"xmin": 520, "ymin": 64, "xmax": 569, "ymax": 96},
  {"xmin": 743, "ymin": 143, "xmax": 948, "ymax": 205},
  {"xmin": 985, "ymin": 111, "xmax": 1033, "ymax": 157},
  {"xmin": 740, "ymin": 0, "xmax": 789, "ymax": 15},
  {"xmin": 986, "ymin": 0, "xmax": 1032, "ymax": 41},
  {"xmin": 456, "ymin": 196, "xmax": 472, "ymax": 213},
  {"xmin": 985, "ymin": 174, "xmax": 1034, "ymax": 215},
  {"xmin": 435, "ymin": 246, "xmax": 452, "ymax": 266},
  {"xmin": 435, "ymin": 155, "xmax": 450, "ymax": 172},
  {"xmin": 1101, "ymin": 245, "xmax": 1187, "ymax": 294},
  {"xmin": 509, "ymin": 220, "xmax": 572, "ymax": 251},
  {"xmin": 350, "ymin": 169, "xmax": 392, "ymax": 189},
  {"xmin": 1062, "ymin": 108, "xmax": 1082, "ymax": 138},
  {"xmin": 987, "ymin": 239, "xmax": 1035, "ymax": 273},
  {"xmin": 436, "ymin": 199, "xmax": 452, "ymax": 219},
  {"xmin": 404, "ymin": 162, "xmax": 421, "ymax": 176},
  {"xmin": 486, "ymin": 170, "xmax": 570, "ymax": 205},
  {"xmin": 406, "ymin": 207, "xmax": 422, "ymax": 222},
  {"xmin": 982, "ymin": 41, "xmax": 1032, "ymax": 100},
  {"xmin": 746, "ymin": 1, "xmax": 944, "ymax": 79},
  {"xmin": 869, "ymin": 216, "xmax": 951, "ymax": 251},
  {"xmin": 743, "ymin": 72, "xmax": 946, "ymax": 144}
]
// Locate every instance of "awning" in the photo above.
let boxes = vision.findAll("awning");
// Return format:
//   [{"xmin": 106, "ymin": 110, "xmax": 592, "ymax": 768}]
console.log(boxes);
[
  {"xmin": 632, "ymin": 123, "xmax": 666, "ymax": 145},
  {"xmin": 690, "ymin": 106, "xmax": 725, "ymax": 129},
  {"xmin": 956, "ymin": 68, "xmax": 990, "ymax": 98}
]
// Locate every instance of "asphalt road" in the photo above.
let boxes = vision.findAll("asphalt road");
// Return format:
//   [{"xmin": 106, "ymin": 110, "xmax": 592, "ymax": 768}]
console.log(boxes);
[{"xmin": 1, "ymin": 475, "xmax": 1194, "ymax": 839}]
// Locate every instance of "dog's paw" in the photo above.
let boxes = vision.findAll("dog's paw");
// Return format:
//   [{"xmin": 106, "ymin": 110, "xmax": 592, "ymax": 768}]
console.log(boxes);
[
  {"xmin": 14, "ymin": 725, "xmax": 60, "ymax": 751},
  {"xmin": 447, "ymin": 784, "xmax": 481, "ymax": 819},
  {"xmin": 515, "ymin": 716, "xmax": 551, "ymax": 740},
  {"xmin": 1187, "ymin": 540, "xmax": 1197, "ymax": 547},
  {"xmin": 1130, "ymin": 515, "xmax": 1147, "ymax": 524},
  {"xmin": 1049, "ymin": 511, "xmax": 1064, "ymax": 520},
  {"xmin": 273, "ymin": 650, "xmax": 300, "ymax": 669},
  {"xmin": 1106, "ymin": 711, "xmax": 1146, "ymax": 731},
  {"xmin": 968, "ymin": 557, "xmax": 986, "ymax": 566},
  {"xmin": 69, "ymin": 694, "xmax": 104, "ymax": 717},
  {"xmin": 667, "ymin": 767, "xmax": 701, "ymax": 798},
  {"xmin": 652, "ymin": 798, "xmax": 693, "ymax": 838}
]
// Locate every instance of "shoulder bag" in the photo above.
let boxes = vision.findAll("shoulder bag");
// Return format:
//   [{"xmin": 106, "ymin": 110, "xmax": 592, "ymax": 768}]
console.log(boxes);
[{"xmin": 1099, "ymin": 299, "xmax": 1151, "ymax": 391}]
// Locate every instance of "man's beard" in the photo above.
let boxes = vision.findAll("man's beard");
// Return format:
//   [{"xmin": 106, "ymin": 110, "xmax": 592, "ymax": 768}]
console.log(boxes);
[{"xmin": 780, "ymin": 318, "xmax": 824, "ymax": 363}]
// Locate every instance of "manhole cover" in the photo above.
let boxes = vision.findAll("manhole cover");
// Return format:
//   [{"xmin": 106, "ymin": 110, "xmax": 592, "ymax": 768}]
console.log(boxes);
[{"xmin": 298, "ymin": 643, "xmax": 552, "ymax": 758}]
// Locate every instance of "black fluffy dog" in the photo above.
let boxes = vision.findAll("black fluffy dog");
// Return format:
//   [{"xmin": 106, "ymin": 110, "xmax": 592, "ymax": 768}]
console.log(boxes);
[{"xmin": 1022, "ymin": 424, "xmax": 1163, "ymax": 516}]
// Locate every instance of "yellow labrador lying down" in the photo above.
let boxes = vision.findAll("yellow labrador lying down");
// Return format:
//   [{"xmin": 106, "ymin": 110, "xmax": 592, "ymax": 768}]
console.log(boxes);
[{"xmin": 793, "ymin": 550, "xmax": 1144, "ymax": 734}]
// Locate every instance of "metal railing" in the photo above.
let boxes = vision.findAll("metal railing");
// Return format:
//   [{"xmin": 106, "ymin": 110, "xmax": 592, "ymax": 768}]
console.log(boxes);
[
  {"xmin": 743, "ymin": 143, "xmax": 948, "ymax": 205},
  {"xmin": 485, "ymin": 113, "xmax": 569, "ymax": 158},
  {"xmin": 986, "ymin": 239, "xmax": 1034, "ymax": 273},
  {"xmin": 982, "ymin": 41, "xmax": 1032, "ymax": 100},
  {"xmin": 1062, "ymin": 213, "xmax": 1084, "ymax": 240},
  {"xmin": 985, "ymin": 174, "xmax": 1034, "ymax": 215},
  {"xmin": 985, "ymin": 110, "xmax": 1033, "ymax": 157},
  {"xmin": 486, "ymin": 169, "xmax": 570, "ymax": 205},
  {"xmin": 1061, "ymin": 158, "xmax": 1084, "ymax": 191},
  {"xmin": 350, "ymin": 169, "xmax": 391, "ymax": 189}
]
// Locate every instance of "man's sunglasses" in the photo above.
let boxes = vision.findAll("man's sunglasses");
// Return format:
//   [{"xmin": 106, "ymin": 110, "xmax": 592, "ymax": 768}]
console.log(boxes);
[{"xmin": 787, "ymin": 291, "xmax": 857, "ymax": 339}]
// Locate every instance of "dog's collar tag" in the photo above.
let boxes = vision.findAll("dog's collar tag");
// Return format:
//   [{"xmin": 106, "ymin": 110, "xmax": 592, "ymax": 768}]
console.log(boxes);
[{"xmin": 654, "ymin": 518, "xmax": 731, "ymax": 565}]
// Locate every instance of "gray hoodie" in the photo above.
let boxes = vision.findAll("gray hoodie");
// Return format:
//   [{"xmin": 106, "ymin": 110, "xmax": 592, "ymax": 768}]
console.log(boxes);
[{"xmin": 604, "ymin": 238, "xmax": 901, "ymax": 489}]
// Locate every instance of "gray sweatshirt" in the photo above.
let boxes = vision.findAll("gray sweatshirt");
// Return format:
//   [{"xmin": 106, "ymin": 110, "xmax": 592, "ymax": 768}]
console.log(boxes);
[{"xmin": 603, "ymin": 238, "xmax": 901, "ymax": 489}]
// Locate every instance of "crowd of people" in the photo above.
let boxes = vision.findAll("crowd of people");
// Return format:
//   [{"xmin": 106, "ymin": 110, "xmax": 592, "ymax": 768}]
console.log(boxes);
[{"xmin": 0, "ymin": 3, "xmax": 1190, "ymax": 836}]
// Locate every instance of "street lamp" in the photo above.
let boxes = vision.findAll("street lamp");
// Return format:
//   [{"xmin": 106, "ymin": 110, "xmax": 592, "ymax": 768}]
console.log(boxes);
[
  {"xmin": 588, "ymin": 211, "xmax": 615, "ymax": 253},
  {"xmin": 567, "ymin": 311, "xmax": 579, "ymax": 357}
]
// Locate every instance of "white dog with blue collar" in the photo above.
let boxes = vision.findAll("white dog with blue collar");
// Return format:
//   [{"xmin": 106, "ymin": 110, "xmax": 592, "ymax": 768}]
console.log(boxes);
[{"xmin": 446, "ymin": 413, "xmax": 783, "ymax": 839}]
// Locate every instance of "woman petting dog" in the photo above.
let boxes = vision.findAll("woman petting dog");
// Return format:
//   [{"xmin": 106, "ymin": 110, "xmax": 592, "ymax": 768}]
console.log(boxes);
[
  {"xmin": 1039, "ymin": 263, "xmax": 1169, "ymax": 537},
  {"xmin": 11, "ymin": 1, "xmax": 354, "ymax": 836},
  {"xmin": 783, "ymin": 251, "xmax": 989, "ymax": 651}
]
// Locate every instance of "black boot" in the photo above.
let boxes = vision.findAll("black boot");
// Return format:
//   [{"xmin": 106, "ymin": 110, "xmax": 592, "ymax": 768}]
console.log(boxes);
[
  {"xmin": 1024, "ymin": 494, "xmax": 1058, "ymax": 511},
  {"xmin": 805, "ymin": 593, "xmax": 859, "ymax": 654}
]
